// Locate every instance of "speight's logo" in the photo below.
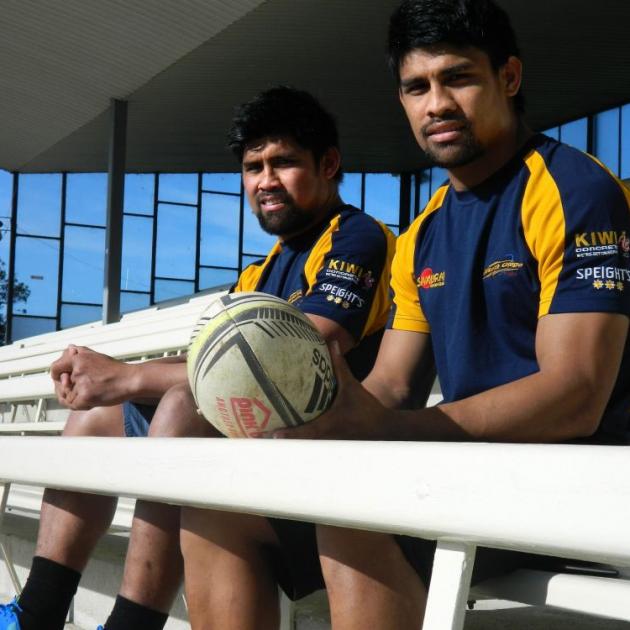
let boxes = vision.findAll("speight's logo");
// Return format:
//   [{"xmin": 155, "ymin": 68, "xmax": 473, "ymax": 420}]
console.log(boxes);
[{"xmin": 417, "ymin": 267, "xmax": 446, "ymax": 289}]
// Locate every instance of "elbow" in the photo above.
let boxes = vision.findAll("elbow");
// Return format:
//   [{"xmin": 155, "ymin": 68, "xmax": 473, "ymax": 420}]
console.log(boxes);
[{"xmin": 567, "ymin": 387, "xmax": 607, "ymax": 439}]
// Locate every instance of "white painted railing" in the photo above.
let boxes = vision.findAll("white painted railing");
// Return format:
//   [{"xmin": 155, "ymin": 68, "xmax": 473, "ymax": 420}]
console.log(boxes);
[{"xmin": 0, "ymin": 437, "xmax": 629, "ymax": 629}]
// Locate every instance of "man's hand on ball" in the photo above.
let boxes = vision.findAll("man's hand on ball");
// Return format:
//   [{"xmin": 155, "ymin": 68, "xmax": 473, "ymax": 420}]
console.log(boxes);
[
  {"xmin": 50, "ymin": 345, "xmax": 137, "ymax": 410},
  {"xmin": 270, "ymin": 343, "xmax": 391, "ymax": 440}
]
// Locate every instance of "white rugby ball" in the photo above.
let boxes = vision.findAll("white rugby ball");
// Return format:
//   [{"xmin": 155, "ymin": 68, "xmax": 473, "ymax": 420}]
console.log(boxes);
[{"xmin": 187, "ymin": 291, "xmax": 335, "ymax": 438}]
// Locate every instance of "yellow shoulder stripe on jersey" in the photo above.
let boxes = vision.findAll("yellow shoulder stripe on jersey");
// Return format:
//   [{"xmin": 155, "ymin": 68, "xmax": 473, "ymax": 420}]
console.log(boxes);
[
  {"xmin": 361, "ymin": 222, "xmax": 396, "ymax": 338},
  {"xmin": 303, "ymin": 214, "xmax": 341, "ymax": 293},
  {"xmin": 234, "ymin": 241, "xmax": 282, "ymax": 292},
  {"xmin": 391, "ymin": 185, "xmax": 449, "ymax": 333},
  {"xmin": 522, "ymin": 150, "xmax": 566, "ymax": 318}
]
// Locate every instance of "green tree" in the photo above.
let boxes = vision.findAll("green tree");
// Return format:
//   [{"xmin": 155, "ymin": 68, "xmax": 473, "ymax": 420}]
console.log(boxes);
[{"xmin": 0, "ymin": 260, "xmax": 31, "ymax": 344}]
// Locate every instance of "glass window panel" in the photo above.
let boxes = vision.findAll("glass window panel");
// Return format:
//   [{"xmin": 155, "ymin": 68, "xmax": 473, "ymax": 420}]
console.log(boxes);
[
  {"xmin": 386, "ymin": 225, "xmax": 400, "ymax": 236},
  {"xmin": 154, "ymin": 278, "xmax": 195, "ymax": 303},
  {"xmin": 339, "ymin": 173, "xmax": 363, "ymax": 209},
  {"xmin": 121, "ymin": 291, "xmax": 151, "ymax": 314},
  {"xmin": 122, "ymin": 215, "xmax": 153, "ymax": 293},
  {"xmin": 199, "ymin": 267, "xmax": 238, "ymax": 290},
  {"xmin": 11, "ymin": 316, "xmax": 56, "ymax": 341},
  {"xmin": 158, "ymin": 174, "xmax": 198, "ymax": 205},
  {"xmin": 429, "ymin": 168, "xmax": 448, "ymax": 195},
  {"xmin": 60, "ymin": 303, "xmax": 101, "ymax": 329},
  {"xmin": 14, "ymin": 236, "xmax": 59, "ymax": 316},
  {"xmin": 66, "ymin": 173, "xmax": 107, "ymax": 226},
  {"xmin": 155, "ymin": 203, "xmax": 196, "ymax": 280},
  {"xmin": 542, "ymin": 126, "xmax": 560, "ymax": 140},
  {"xmin": 417, "ymin": 172, "xmax": 431, "ymax": 214},
  {"xmin": 202, "ymin": 173, "xmax": 241, "ymax": 194},
  {"xmin": 124, "ymin": 174, "xmax": 155, "ymax": 215},
  {"xmin": 62, "ymin": 226, "xmax": 105, "ymax": 304},
  {"xmin": 241, "ymin": 254, "xmax": 267, "ymax": 269},
  {"xmin": 593, "ymin": 108, "xmax": 620, "ymax": 175},
  {"xmin": 200, "ymin": 193, "xmax": 240, "ymax": 268},
  {"xmin": 17, "ymin": 174, "xmax": 62, "ymax": 237},
  {"xmin": 621, "ymin": 104, "xmax": 630, "ymax": 180},
  {"xmin": 560, "ymin": 118, "xmax": 588, "ymax": 153},
  {"xmin": 364, "ymin": 174, "xmax": 400, "ymax": 226},
  {"xmin": 0, "ymin": 170, "xmax": 12, "ymax": 218},
  {"xmin": 243, "ymin": 199, "xmax": 276, "ymax": 257}
]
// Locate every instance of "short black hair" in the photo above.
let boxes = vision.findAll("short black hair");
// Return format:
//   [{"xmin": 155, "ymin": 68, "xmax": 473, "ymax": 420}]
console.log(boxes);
[
  {"xmin": 228, "ymin": 86, "xmax": 342, "ymax": 180},
  {"xmin": 387, "ymin": 0, "xmax": 524, "ymax": 112}
]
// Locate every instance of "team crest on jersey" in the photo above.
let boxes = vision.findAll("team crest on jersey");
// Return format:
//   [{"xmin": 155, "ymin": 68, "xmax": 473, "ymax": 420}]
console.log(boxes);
[
  {"xmin": 287, "ymin": 289, "xmax": 303, "ymax": 304},
  {"xmin": 417, "ymin": 267, "xmax": 446, "ymax": 289},
  {"xmin": 483, "ymin": 257, "xmax": 524, "ymax": 279}
]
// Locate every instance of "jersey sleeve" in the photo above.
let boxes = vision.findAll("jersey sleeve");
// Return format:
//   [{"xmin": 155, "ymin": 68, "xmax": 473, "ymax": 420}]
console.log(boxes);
[
  {"xmin": 388, "ymin": 217, "xmax": 430, "ymax": 333},
  {"xmin": 295, "ymin": 210, "xmax": 395, "ymax": 340},
  {"xmin": 522, "ymin": 149, "xmax": 630, "ymax": 318}
]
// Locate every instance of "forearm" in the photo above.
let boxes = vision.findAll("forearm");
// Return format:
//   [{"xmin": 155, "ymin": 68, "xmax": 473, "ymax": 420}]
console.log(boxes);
[
  {"xmin": 362, "ymin": 371, "xmax": 413, "ymax": 410},
  {"xmin": 128, "ymin": 357, "xmax": 188, "ymax": 400},
  {"xmin": 389, "ymin": 369, "xmax": 603, "ymax": 443}
]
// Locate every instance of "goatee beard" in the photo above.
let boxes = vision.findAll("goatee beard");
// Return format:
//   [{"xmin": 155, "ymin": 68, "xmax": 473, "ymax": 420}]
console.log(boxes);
[{"xmin": 256, "ymin": 205, "xmax": 315, "ymax": 237}]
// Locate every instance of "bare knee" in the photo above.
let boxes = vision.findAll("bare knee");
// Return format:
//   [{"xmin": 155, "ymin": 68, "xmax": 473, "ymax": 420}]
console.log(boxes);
[
  {"xmin": 181, "ymin": 508, "xmax": 278, "ymax": 555},
  {"xmin": 62, "ymin": 405, "xmax": 124, "ymax": 437},
  {"xmin": 149, "ymin": 383, "xmax": 219, "ymax": 437}
]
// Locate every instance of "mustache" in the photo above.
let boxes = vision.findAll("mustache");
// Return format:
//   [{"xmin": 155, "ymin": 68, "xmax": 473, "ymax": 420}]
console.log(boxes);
[
  {"xmin": 422, "ymin": 116, "xmax": 469, "ymax": 139},
  {"xmin": 256, "ymin": 191, "xmax": 291, "ymax": 205}
]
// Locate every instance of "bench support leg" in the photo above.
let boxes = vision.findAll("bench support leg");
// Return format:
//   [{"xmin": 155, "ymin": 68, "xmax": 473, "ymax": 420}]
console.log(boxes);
[
  {"xmin": 279, "ymin": 590, "xmax": 295, "ymax": 630},
  {"xmin": 0, "ymin": 481, "xmax": 22, "ymax": 595},
  {"xmin": 422, "ymin": 541, "xmax": 476, "ymax": 630}
]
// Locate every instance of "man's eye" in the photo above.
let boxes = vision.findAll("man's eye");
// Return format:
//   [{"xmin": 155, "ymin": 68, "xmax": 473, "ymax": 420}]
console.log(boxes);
[{"xmin": 404, "ymin": 83, "xmax": 428, "ymax": 95}]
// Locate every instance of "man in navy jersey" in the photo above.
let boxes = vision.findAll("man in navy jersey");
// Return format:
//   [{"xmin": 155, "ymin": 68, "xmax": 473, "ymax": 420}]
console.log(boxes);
[
  {"xmin": 0, "ymin": 87, "xmax": 395, "ymax": 630},
  {"xmin": 274, "ymin": 1, "xmax": 630, "ymax": 628}
]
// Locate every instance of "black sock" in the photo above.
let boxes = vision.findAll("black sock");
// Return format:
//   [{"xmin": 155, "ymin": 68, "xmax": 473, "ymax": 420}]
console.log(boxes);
[
  {"xmin": 17, "ymin": 556, "xmax": 81, "ymax": 630},
  {"xmin": 104, "ymin": 595, "xmax": 168, "ymax": 630}
]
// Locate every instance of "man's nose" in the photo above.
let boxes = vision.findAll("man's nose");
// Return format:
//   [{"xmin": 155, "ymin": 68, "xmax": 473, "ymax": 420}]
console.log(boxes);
[
  {"xmin": 427, "ymin": 83, "xmax": 457, "ymax": 118},
  {"xmin": 258, "ymin": 165, "xmax": 281, "ymax": 190}
]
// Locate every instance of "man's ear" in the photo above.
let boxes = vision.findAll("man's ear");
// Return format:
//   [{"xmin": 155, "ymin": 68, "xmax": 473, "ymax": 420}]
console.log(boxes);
[
  {"xmin": 501, "ymin": 55, "xmax": 522, "ymax": 98},
  {"xmin": 320, "ymin": 147, "xmax": 342, "ymax": 180}
]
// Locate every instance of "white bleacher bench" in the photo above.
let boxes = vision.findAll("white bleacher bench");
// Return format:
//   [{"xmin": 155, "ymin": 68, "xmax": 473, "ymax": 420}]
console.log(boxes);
[
  {"xmin": 0, "ymin": 438, "xmax": 628, "ymax": 629},
  {"xmin": 0, "ymin": 289, "xmax": 226, "ymax": 425},
  {"xmin": 0, "ymin": 289, "xmax": 629, "ymax": 628}
]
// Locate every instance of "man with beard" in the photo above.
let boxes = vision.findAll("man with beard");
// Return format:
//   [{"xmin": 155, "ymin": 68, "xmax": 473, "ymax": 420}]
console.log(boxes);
[
  {"xmin": 0, "ymin": 87, "xmax": 395, "ymax": 630},
  {"xmin": 261, "ymin": 1, "xmax": 630, "ymax": 628}
]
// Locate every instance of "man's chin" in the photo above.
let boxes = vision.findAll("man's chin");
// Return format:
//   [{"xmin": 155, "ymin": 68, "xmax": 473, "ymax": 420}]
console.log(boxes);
[{"xmin": 425, "ymin": 144, "xmax": 483, "ymax": 169}]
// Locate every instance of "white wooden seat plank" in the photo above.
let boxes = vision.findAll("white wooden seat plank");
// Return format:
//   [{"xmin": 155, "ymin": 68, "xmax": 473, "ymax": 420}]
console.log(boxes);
[
  {"xmin": 471, "ymin": 569, "xmax": 630, "ymax": 621},
  {"xmin": 0, "ymin": 421, "xmax": 66, "ymax": 434}
]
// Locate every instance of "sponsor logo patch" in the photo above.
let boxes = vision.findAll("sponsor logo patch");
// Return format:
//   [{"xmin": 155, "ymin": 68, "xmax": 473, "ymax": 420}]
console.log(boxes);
[
  {"xmin": 574, "ymin": 230, "xmax": 629, "ymax": 259},
  {"xmin": 325, "ymin": 259, "xmax": 375, "ymax": 288},
  {"xmin": 417, "ymin": 267, "xmax": 446, "ymax": 289},
  {"xmin": 221, "ymin": 396, "xmax": 272, "ymax": 437},
  {"xmin": 483, "ymin": 258, "xmax": 524, "ymax": 279},
  {"xmin": 319, "ymin": 283, "xmax": 365, "ymax": 308},
  {"xmin": 576, "ymin": 266, "xmax": 630, "ymax": 291}
]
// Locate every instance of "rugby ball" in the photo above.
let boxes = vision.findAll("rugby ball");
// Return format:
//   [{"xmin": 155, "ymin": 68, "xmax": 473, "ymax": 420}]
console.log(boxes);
[{"xmin": 187, "ymin": 292, "xmax": 335, "ymax": 438}]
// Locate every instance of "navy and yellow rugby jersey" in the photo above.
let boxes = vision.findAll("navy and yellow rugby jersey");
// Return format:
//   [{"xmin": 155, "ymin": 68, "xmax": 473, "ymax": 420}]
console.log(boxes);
[
  {"xmin": 236, "ymin": 205, "xmax": 395, "ymax": 379},
  {"xmin": 390, "ymin": 134, "xmax": 630, "ymax": 442}
]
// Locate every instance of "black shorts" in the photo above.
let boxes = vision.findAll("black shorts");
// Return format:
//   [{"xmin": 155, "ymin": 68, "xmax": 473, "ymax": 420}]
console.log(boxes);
[
  {"xmin": 266, "ymin": 518, "xmax": 324, "ymax": 601},
  {"xmin": 394, "ymin": 535, "xmax": 616, "ymax": 588}
]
